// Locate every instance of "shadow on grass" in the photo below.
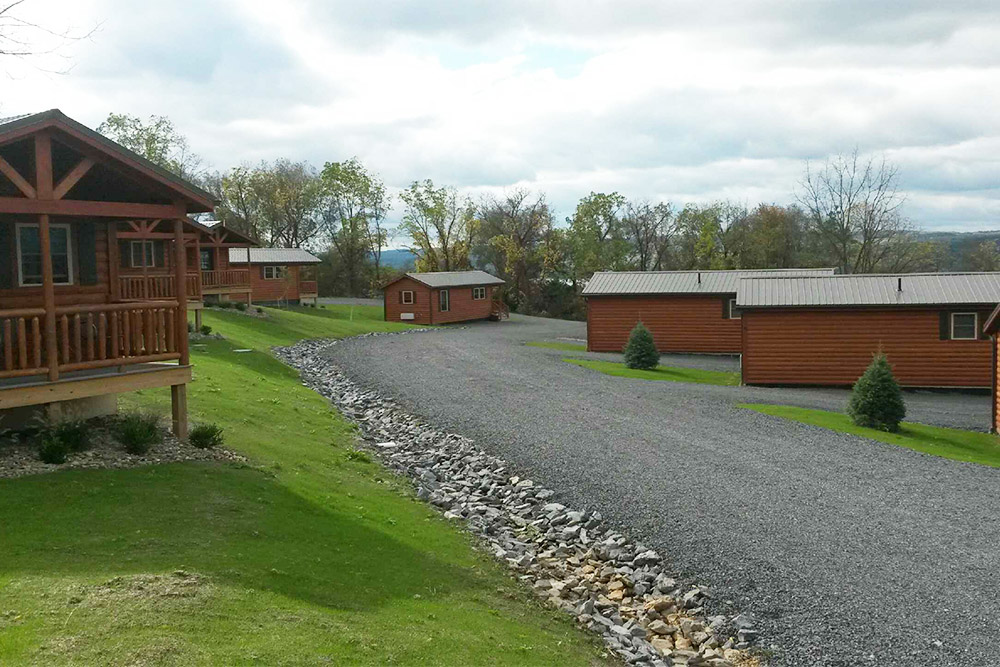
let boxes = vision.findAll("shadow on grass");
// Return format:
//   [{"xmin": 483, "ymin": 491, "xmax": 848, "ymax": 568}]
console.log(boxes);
[{"xmin": 0, "ymin": 462, "xmax": 482, "ymax": 613}]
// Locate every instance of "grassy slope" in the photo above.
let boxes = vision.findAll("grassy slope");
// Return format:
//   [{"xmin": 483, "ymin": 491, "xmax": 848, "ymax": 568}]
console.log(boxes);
[
  {"xmin": 0, "ymin": 306, "xmax": 610, "ymax": 666},
  {"xmin": 566, "ymin": 358, "xmax": 741, "ymax": 386},
  {"xmin": 525, "ymin": 341, "xmax": 587, "ymax": 352},
  {"xmin": 740, "ymin": 403, "xmax": 1000, "ymax": 468}
]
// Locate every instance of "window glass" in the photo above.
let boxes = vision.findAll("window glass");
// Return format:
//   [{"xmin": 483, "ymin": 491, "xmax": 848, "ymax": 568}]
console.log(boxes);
[
  {"xmin": 130, "ymin": 240, "xmax": 157, "ymax": 268},
  {"xmin": 18, "ymin": 224, "xmax": 71, "ymax": 285},
  {"xmin": 439, "ymin": 289, "xmax": 450, "ymax": 312},
  {"xmin": 951, "ymin": 313, "xmax": 977, "ymax": 340},
  {"xmin": 200, "ymin": 249, "xmax": 213, "ymax": 271},
  {"xmin": 402, "ymin": 290, "xmax": 414, "ymax": 304},
  {"xmin": 728, "ymin": 299, "xmax": 742, "ymax": 319},
  {"xmin": 473, "ymin": 287, "xmax": 486, "ymax": 300}
]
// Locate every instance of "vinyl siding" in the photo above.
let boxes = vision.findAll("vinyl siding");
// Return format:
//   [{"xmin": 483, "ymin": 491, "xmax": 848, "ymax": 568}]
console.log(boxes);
[
  {"xmin": 741, "ymin": 308, "xmax": 993, "ymax": 387},
  {"xmin": 384, "ymin": 277, "xmax": 433, "ymax": 324},
  {"xmin": 431, "ymin": 285, "xmax": 497, "ymax": 324},
  {"xmin": 249, "ymin": 264, "xmax": 301, "ymax": 303},
  {"xmin": 586, "ymin": 295, "xmax": 741, "ymax": 354}
]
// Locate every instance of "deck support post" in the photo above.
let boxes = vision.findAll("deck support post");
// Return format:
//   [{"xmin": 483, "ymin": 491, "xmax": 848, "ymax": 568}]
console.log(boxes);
[
  {"xmin": 170, "ymin": 384, "xmax": 188, "ymax": 438},
  {"xmin": 174, "ymin": 218, "xmax": 189, "ymax": 366},
  {"xmin": 194, "ymin": 309, "xmax": 202, "ymax": 330}
]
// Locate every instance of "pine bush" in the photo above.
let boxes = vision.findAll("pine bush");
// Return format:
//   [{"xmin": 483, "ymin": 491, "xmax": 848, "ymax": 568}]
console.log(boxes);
[
  {"xmin": 623, "ymin": 322, "xmax": 659, "ymax": 370},
  {"xmin": 848, "ymin": 353, "xmax": 906, "ymax": 432}
]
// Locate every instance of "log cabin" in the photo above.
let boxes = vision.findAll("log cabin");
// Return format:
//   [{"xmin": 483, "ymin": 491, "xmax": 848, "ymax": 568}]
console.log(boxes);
[
  {"xmin": 383, "ymin": 271, "xmax": 506, "ymax": 324},
  {"xmin": 192, "ymin": 219, "xmax": 258, "ymax": 324},
  {"xmin": 582, "ymin": 268, "xmax": 835, "ymax": 354},
  {"xmin": 983, "ymin": 304, "xmax": 1000, "ymax": 432},
  {"xmin": 737, "ymin": 273, "xmax": 1000, "ymax": 388},
  {"xmin": 0, "ymin": 109, "xmax": 217, "ymax": 435},
  {"xmin": 226, "ymin": 247, "xmax": 321, "ymax": 305}
]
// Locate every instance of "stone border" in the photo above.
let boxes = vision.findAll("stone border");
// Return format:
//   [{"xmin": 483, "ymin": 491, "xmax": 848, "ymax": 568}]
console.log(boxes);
[{"xmin": 276, "ymin": 334, "xmax": 762, "ymax": 667}]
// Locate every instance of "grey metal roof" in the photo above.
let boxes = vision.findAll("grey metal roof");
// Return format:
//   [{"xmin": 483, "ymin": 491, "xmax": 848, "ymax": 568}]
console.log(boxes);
[
  {"xmin": 582, "ymin": 268, "xmax": 836, "ymax": 296},
  {"xmin": 405, "ymin": 270, "xmax": 505, "ymax": 288},
  {"xmin": 228, "ymin": 247, "xmax": 321, "ymax": 264},
  {"xmin": 737, "ymin": 273, "xmax": 1000, "ymax": 308},
  {"xmin": 0, "ymin": 113, "xmax": 33, "ymax": 127}
]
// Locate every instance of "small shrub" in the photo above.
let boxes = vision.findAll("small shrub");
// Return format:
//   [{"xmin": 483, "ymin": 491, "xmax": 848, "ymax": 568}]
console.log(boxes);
[
  {"xmin": 38, "ymin": 435, "xmax": 68, "ymax": 464},
  {"xmin": 234, "ymin": 302, "xmax": 247, "ymax": 312},
  {"xmin": 114, "ymin": 412, "xmax": 163, "ymax": 455},
  {"xmin": 623, "ymin": 322, "xmax": 659, "ymax": 370},
  {"xmin": 256, "ymin": 307, "xmax": 264, "ymax": 314},
  {"xmin": 200, "ymin": 325, "xmax": 213, "ymax": 336},
  {"xmin": 346, "ymin": 449, "xmax": 372, "ymax": 464},
  {"xmin": 216, "ymin": 301, "xmax": 233, "ymax": 309},
  {"xmin": 848, "ymin": 353, "xmax": 906, "ymax": 432},
  {"xmin": 55, "ymin": 419, "xmax": 91, "ymax": 452},
  {"xmin": 189, "ymin": 423, "xmax": 224, "ymax": 449},
  {"xmin": 187, "ymin": 322, "xmax": 195, "ymax": 333}
]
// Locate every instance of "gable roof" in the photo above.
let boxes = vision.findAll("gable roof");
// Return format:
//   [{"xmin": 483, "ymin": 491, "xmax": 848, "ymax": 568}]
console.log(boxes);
[
  {"xmin": 199, "ymin": 219, "xmax": 259, "ymax": 246},
  {"xmin": 393, "ymin": 270, "xmax": 505, "ymax": 289},
  {"xmin": 738, "ymin": 273, "xmax": 1000, "ymax": 308},
  {"xmin": 582, "ymin": 268, "xmax": 836, "ymax": 296},
  {"xmin": 228, "ymin": 247, "xmax": 320, "ymax": 265},
  {"xmin": 0, "ymin": 109, "xmax": 216, "ymax": 213}
]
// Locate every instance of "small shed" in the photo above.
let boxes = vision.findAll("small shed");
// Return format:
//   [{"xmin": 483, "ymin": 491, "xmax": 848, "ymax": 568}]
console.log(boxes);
[
  {"xmin": 582, "ymin": 268, "xmax": 836, "ymax": 354},
  {"xmin": 738, "ymin": 273, "xmax": 1000, "ymax": 388},
  {"xmin": 228, "ymin": 247, "xmax": 321, "ymax": 305},
  {"xmin": 383, "ymin": 271, "xmax": 505, "ymax": 324}
]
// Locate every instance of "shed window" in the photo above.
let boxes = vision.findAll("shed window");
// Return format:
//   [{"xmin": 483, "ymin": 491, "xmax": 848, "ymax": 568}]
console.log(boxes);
[
  {"xmin": 16, "ymin": 223, "xmax": 73, "ymax": 286},
  {"xmin": 727, "ymin": 298, "xmax": 742, "ymax": 320},
  {"xmin": 950, "ymin": 312, "xmax": 978, "ymax": 340},
  {"xmin": 129, "ymin": 240, "xmax": 159, "ymax": 268},
  {"xmin": 472, "ymin": 286, "xmax": 486, "ymax": 300},
  {"xmin": 401, "ymin": 290, "xmax": 414, "ymax": 304},
  {"xmin": 439, "ymin": 289, "xmax": 450, "ymax": 312},
  {"xmin": 263, "ymin": 265, "xmax": 286, "ymax": 280}
]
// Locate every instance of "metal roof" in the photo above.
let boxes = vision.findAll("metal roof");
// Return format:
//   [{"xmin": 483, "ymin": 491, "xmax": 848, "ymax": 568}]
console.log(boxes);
[
  {"xmin": 582, "ymin": 268, "xmax": 836, "ymax": 296},
  {"xmin": 737, "ymin": 273, "xmax": 1000, "ymax": 308},
  {"xmin": 228, "ymin": 247, "xmax": 320, "ymax": 264},
  {"xmin": 403, "ymin": 270, "xmax": 505, "ymax": 288}
]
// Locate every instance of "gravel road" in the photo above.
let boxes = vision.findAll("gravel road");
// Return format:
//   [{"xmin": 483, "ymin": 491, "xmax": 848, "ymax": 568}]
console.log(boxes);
[{"xmin": 324, "ymin": 314, "xmax": 1000, "ymax": 666}]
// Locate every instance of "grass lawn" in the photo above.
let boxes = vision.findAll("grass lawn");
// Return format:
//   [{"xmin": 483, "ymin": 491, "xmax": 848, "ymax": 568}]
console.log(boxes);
[
  {"xmin": 0, "ymin": 305, "xmax": 611, "ymax": 666},
  {"xmin": 525, "ymin": 341, "xmax": 587, "ymax": 352},
  {"xmin": 740, "ymin": 403, "xmax": 1000, "ymax": 468},
  {"xmin": 566, "ymin": 358, "xmax": 741, "ymax": 386}
]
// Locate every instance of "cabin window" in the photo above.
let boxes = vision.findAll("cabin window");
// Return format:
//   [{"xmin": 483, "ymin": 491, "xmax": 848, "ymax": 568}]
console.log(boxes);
[
  {"xmin": 439, "ymin": 289, "xmax": 450, "ymax": 312},
  {"xmin": 401, "ymin": 290, "xmax": 414, "ymax": 304},
  {"xmin": 950, "ymin": 312, "xmax": 978, "ymax": 340},
  {"xmin": 472, "ymin": 286, "xmax": 486, "ymax": 300},
  {"xmin": 727, "ymin": 298, "xmax": 742, "ymax": 319},
  {"xmin": 129, "ymin": 240, "xmax": 159, "ymax": 268},
  {"xmin": 200, "ymin": 249, "xmax": 214, "ymax": 271},
  {"xmin": 16, "ymin": 223, "xmax": 73, "ymax": 286},
  {"xmin": 263, "ymin": 265, "xmax": 285, "ymax": 280}
]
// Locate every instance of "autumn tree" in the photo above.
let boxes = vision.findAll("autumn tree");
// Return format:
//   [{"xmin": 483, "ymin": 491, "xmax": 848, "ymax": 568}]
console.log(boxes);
[
  {"xmin": 398, "ymin": 179, "xmax": 475, "ymax": 272},
  {"xmin": 477, "ymin": 189, "xmax": 553, "ymax": 310},
  {"xmin": 97, "ymin": 113, "xmax": 203, "ymax": 180},
  {"xmin": 252, "ymin": 159, "xmax": 323, "ymax": 248}
]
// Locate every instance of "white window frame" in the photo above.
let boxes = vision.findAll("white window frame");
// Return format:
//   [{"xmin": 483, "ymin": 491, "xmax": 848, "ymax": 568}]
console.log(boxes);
[
  {"xmin": 263, "ymin": 265, "xmax": 286, "ymax": 280},
  {"xmin": 728, "ymin": 298, "xmax": 741, "ymax": 320},
  {"xmin": 129, "ymin": 240, "xmax": 158, "ymax": 268},
  {"xmin": 472, "ymin": 286, "xmax": 486, "ymax": 300},
  {"xmin": 950, "ymin": 312, "xmax": 978, "ymax": 340},
  {"xmin": 15, "ymin": 222, "xmax": 74, "ymax": 287},
  {"xmin": 439, "ymin": 289, "xmax": 450, "ymax": 312},
  {"xmin": 401, "ymin": 290, "xmax": 414, "ymax": 305}
]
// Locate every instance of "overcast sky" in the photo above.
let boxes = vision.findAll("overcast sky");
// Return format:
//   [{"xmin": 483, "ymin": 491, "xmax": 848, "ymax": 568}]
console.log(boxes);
[{"xmin": 4, "ymin": 0, "xmax": 1000, "ymax": 232}]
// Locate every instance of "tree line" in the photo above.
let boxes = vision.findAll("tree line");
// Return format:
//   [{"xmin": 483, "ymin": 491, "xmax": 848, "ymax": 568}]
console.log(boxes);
[{"xmin": 98, "ymin": 113, "xmax": 999, "ymax": 320}]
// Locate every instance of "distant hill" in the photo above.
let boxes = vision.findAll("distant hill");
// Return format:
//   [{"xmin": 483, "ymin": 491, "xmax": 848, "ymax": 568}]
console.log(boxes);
[
  {"xmin": 378, "ymin": 248, "xmax": 416, "ymax": 269},
  {"xmin": 917, "ymin": 229, "xmax": 1000, "ymax": 270}
]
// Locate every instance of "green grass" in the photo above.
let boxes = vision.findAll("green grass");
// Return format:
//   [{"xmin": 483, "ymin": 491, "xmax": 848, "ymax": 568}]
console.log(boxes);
[
  {"xmin": 0, "ymin": 305, "xmax": 611, "ymax": 666},
  {"xmin": 565, "ymin": 358, "xmax": 741, "ymax": 386},
  {"xmin": 740, "ymin": 403, "xmax": 1000, "ymax": 468},
  {"xmin": 525, "ymin": 341, "xmax": 587, "ymax": 352}
]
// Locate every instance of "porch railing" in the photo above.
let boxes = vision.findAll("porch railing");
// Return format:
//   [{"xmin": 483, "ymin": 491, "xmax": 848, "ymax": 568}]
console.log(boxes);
[
  {"xmin": 119, "ymin": 274, "xmax": 200, "ymax": 301},
  {"xmin": 201, "ymin": 269, "xmax": 250, "ymax": 290},
  {"xmin": 0, "ymin": 301, "xmax": 182, "ymax": 380},
  {"xmin": 299, "ymin": 280, "xmax": 318, "ymax": 295}
]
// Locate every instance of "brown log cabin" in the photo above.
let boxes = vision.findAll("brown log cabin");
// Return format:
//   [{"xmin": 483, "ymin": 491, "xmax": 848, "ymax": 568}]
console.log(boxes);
[
  {"xmin": 383, "ymin": 271, "xmax": 507, "ymax": 324},
  {"xmin": 737, "ymin": 273, "xmax": 1000, "ymax": 388},
  {"xmin": 582, "ymin": 269, "xmax": 835, "ymax": 354},
  {"xmin": 226, "ymin": 247, "xmax": 321, "ymax": 306},
  {"xmin": 191, "ymin": 219, "xmax": 259, "ymax": 323},
  {"xmin": 0, "ymin": 109, "xmax": 218, "ymax": 435}
]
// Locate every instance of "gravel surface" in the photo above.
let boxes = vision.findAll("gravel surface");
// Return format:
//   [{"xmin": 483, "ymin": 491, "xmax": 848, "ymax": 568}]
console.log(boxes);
[{"xmin": 325, "ymin": 314, "xmax": 1000, "ymax": 667}]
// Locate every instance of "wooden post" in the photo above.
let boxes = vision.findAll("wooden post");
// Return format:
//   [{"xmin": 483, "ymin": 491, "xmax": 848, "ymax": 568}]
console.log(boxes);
[
  {"xmin": 171, "ymin": 383, "xmax": 188, "ymax": 438},
  {"xmin": 108, "ymin": 222, "xmax": 120, "ymax": 301},
  {"xmin": 174, "ymin": 218, "xmax": 189, "ymax": 366},
  {"xmin": 194, "ymin": 309, "xmax": 202, "ymax": 330},
  {"xmin": 36, "ymin": 133, "xmax": 59, "ymax": 382}
]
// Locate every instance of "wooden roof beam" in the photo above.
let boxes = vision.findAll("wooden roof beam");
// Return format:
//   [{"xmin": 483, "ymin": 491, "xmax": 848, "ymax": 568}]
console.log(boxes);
[
  {"xmin": 52, "ymin": 157, "xmax": 95, "ymax": 199},
  {"xmin": 0, "ymin": 154, "xmax": 36, "ymax": 198}
]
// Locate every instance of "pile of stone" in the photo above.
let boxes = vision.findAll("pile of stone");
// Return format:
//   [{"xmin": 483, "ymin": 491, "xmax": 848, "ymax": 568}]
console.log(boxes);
[{"xmin": 276, "ymin": 335, "xmax": 760, "ymax": 667}]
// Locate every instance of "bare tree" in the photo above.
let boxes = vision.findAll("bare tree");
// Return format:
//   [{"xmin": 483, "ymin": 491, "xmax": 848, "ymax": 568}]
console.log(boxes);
[
  {"xmin": 478, "ymin": 189, "xmax": 553, "ymax": 308},
  {"xmin": 798, "ymin": 149, "xmax": 911, "ymax": 273},
  {"xmin": 0, "ymin": 0, "xmax": 95, "ymax": 72},
  {"xmin": 621, "ymin": 201, "xmax": 673, "ymax": 270}
]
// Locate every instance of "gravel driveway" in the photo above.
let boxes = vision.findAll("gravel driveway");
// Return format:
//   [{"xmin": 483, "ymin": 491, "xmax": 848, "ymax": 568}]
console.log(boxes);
[{"xmin": 324, "ymin": 314, "xmax": 1000, "ymax": 667}]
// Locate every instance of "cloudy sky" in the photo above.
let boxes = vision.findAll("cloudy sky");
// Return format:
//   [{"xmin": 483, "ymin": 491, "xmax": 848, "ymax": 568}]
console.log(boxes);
[{"xmin": 4, "ymin": 0, "xmax": 1000, "ymax": 232}]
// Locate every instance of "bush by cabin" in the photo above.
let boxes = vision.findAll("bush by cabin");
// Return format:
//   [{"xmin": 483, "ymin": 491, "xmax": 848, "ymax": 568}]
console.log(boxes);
[
  {"xmin": 383, "ymin": 271, "xmax": 506, "ymax": 324},
  {"xmin": 582, "ymin": 269, "xmax": 835, "ymax": 354}
]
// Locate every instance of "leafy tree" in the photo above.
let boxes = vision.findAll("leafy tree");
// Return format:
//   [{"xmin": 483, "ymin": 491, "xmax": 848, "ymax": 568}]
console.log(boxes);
[
  {"xmin": 847, "ymin": 353, "xmax": 907, "ymax": 432},
  {"xmin": 567, "ymin": 192, "xmax": 630, "ymax": 281},
  {"xmin": 622, "ymin": 201, "xmax": 673, "ymax": 271},
  {"xmin": 966, "ymin": 241, "xmax": 1000, "ymax": 271},
  {"xmin": 252, "ymin": 159, "xmax": 323, "ymax": 248},
  {"xmin": 623, "ymin": 322, "xmax": 659, "ymax": 370},
  {"xmin": 399, "ymin": 180, "xmax": 475, "ymax": 272},
  {"xmin": 97, "ymin": 113, "xmax": 202, "ymax": 180},
  {"xmin": 320, "ymin": 158, "xmax": 387, "ymax": 295}
]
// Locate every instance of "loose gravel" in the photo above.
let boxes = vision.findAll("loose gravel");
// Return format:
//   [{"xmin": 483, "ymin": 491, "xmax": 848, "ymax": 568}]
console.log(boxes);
[{"xmin": 323, "ymin": 315, "xmax": 1000, "ymax": 667}]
